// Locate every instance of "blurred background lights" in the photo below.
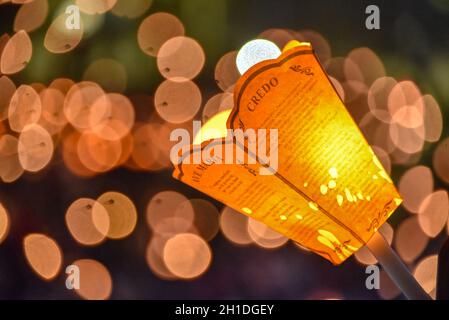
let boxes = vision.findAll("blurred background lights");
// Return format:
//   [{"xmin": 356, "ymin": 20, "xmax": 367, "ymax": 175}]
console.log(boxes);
[
  {"xmin": 395, "ymin": 216, "xmax": 429, "ymax": 264},
  {"xmin": 39, "ymin": 88, "xmax": 68, "ymax": 135},
  {"xmin": 17, "ymin": 123, "xmax": 53, "ymax": 172},
  {"xmin": 0, "ymin": 76, "xmax": 16, "ymax": 121},
  {"xmin": 157, "ymin": 36, "xmax": 205, "ymax": 81},
  {"xmin": 72, "ymin": 259, "xmax": 112, "ymax": 300},
  {"xmin": 154, "ymin": 79, "xmax": 201, "ymax": 124},
  {"xmin": 0, "ymin": 30, "xmax": 32, "ymax": 75},
  {"xmin": 138, "ymin": 12, "xmax": 184, "ymax": 57},
  {"xmin": 220, "ymin": 206, "xmax": 252, "ymax": 246},
  {"xmin": 236, "ymin": 39, "xmax": 281, "ymax": 75},
  {"xmin": 413, "ymin": 255, "xmax": 438, "ymax": 298},
  {"xmin": 111, "ymin": 0, "xmax": 153, "ymax": 19},
  {"xmin": 23, "ymin": 233, "xmax": 62, "ymax": 280},
  {"xmin": 378, "ymin": 269, "xmax": 401, "ymax": 300},
  {"xmin": 0, "ymin": 0, "xmax": 448, "ymax": 300},
  {"xmin": 193, "ymin": 109, "xmax": 230, "ymax": 145},
  {"xmin": 8, "ymin": 84, "xmax": 41, "ymax": 133},
  {"xmin": 202, "ymin": 92, "xmax": 233, "ymax": 123},
  {"xmin": 145, "ymin": 235, "xmax": 177, "ymax": 280},
  {"xmin": 354, "ymin": 223, "xmax": 393, "ymax": 265},
  {"xmin": 163, "ymin": 233, "xmax": 212, "ymax": 279},
  {"xmin": 0, "ymin": 134, "xmax": 24, "ymax": 182},
  {"xmin": 77, "ymin": 130, "xmax": 122, "ymax": 172},
  {"xmin": 146, "ymin": 191, "xmax": 194, "ymax": 235},
  {"xmin": 433, "ymin": 137, "xmax": 449, "ymax": 184},
  {"xmin": 13, "ymin": 0, "xmax": 48, "ymax": 33},
  {"xmin": 44, "ymin": 12, "xmax": 83, "ymax": 54},
  {"xmin": 76, "ymin": 0, "xmax": 117, "ymax": 15},
  {"xmin": 65, "ymin": 198, "xmax": 110, "ymax": 246},
  {"xmin": 63, "ymin": 81, "xmax": 109, "ymax": 131},
  {"xmin": 95, "ymin": 191, "xmax": 137, "ymax": 239},
  {"xmin": 248, "ymin": 221, "xmax": 289, "ymax": 249},
  {"xmin": 187, "ymin": 199, "xmax": 220, "ymax": 241},
  {"xmin": 83, "ymin": 59, "xmax": 128, "ymax": 93},
  {"xmin": 90, "ymin": 93, "xmax": 135, "ymax": 140}
]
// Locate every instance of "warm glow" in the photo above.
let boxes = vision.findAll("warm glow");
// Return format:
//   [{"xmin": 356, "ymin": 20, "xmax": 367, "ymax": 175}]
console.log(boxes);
[
  {"xmin": 193, "ymin": 109, "xmax": 231, "ymax": 145},
  {"xmin": 236, "ymin": 39, "xmax": 281, "ymax": 75},
  {"xmin": 163, "ymin": 233, "xmax": 212, "ymax": 279},
  {"xmin": 146, "ymin": 190, "xmax": 194, "ymax": 235},
  {"xmin": 44, "ymin": 13, "xmax": 83, "ymax": 54},
  {"xmin": 154, "ymin": 79, "xmax": 202, "ymax": 124},
  {"xmin": 395, "ymin": 216, "xmax": 428, "ymax": 263},
  {"xmin": 220, "ymin": 206, "xmax": 252, "ymax": 246},
  {"xmin": 0, "ymin": 30, "xmax": 32, "ymax": 75},
  {"xmin": 157, "ymin": 36, "xmax": 205, "ymax": 81},
  {"xmin": 174, "ymin": 45, "xmax": 402, "ymax": 265},
  {"xmin": 14, "ymin": 0, "xmax": 48, "ymax": 33},
  {"xmin": 94, "ymin": 191, "xmax": 137, "ymax": 239}
]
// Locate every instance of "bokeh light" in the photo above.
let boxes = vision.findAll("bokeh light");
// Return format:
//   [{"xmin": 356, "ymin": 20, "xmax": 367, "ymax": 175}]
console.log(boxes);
[
  {"xmin": 354, "ymin": 223, "xmax": 393, "ymax": 265},
  {"xmin": 137, "ymin": 12, "xmax": 184, "ymax": 57},
  {"xmin": 202, "ymin": 92, "xmax": 234, "ymax": 123},
  {"xmin": 0, "ymin": 1, "xmax": 448, "ymax": 301},
  {"xmin": 378, "ymin": 269, "xmax": 401, "ymax": 300},
  {"xmin": 418, "ymin": 190, "xmax": 449, "ymax": 238},
  {"xmin": 23, "ymin": 233, "xmax": 63, "ymax": 280},
  {"xmin": 146, "ymin": 190, "xmax": 194, "ymax": 236},
  {"xmin": 145, "ymin": 235, "xmax": 177, "ymax": 280},
  {"xmin": 214, "ymin": 51, "xmax": 240, "ymax": 93},
  {"xmin": 83, "ymin": 59, "xmax": 128, "ymax": 93},
  {"xmin": 76, "ymin": 0, "xmax": 117, "ymax": 15},
  {"xmin": 13, "ymin": 0, "xmax": 48, "ymax": 32},
  {"xmin": 413, "ymin": 255, "xmax": 438, "ymax": 298},
  {"xmin": 18, "ymin": 124, "xmax": 53, "ymax": 172},
  {"xmin": 63, "ymin": 81, "xmax": 109, "ymax": 131},
  {"xmin": 94, "ymin": 191, "xmax": 137, "ymax": 239},
  {"xmin": 66, "ymin": 198, "xmax": 109, "ymax": 246},
  {"xmin": 0, "ymin": 202, "xmax": 9, "ymax": 244},
  {"xmin": 0, "ymin": 30, "xmax": 32, "ymax": 75},
  {"xmin": 188, "ymin": 199, "xmax": 220, "ymax": 241},
  {"xmin": 220, "ymin": 206, "xmax": 252, "ymax": 246},
  {"xmin": 8, "ymin": 84, "xmax": 42, "ymax": 132},
  {"xmin": 0, "ymin": 134, "xmax": 24, "ymax": 182},
  {"xmin": 44, "ymin": 12, "xmax": 83, "ymax": 54},
  {"xmin": 163, "ymin": 233, "xmax": 212, "ymax": 279},
  {"xmin": 247, "ymin": 218, "xmax": 289, "ymax": 249},
  {"xmin": 395, "ymin": 216, "xmax": 428, "ymax": 263},
  {"xmin": 157, "ymin": 36, "xmax": 205, "ymax": 81},
  {"xmin": 72, "ymin": 259, "xmax": 112, "ymax": 300},
  {"xmin": 236, "ymin": 39, "xmax": 281, "ymax": 75},
  {"xmin": 154, "ymin": 79, "xmax": 201, "ymax": 124},
  {"xmin": 399, "ymin": 165, "xmax": 433, "ymax": 214},
  {"xmin": 433, "ymin": 137, "xmax": 449, "ymax": 184}
]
